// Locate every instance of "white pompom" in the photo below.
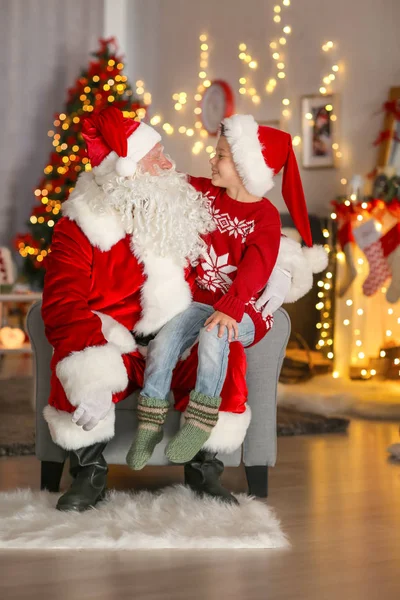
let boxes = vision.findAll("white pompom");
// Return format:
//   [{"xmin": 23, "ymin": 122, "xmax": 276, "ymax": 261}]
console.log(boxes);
[
  {"xmin": 281, "ymin": 227, "xmax": 302, "ymax": 243},
  {"xmin": 115, "ymin": 156, "xmax": 137, "ymax": 177},
  {"xmin": 302, "ymin": 245, "xmax": 329, "ymax": 274}
]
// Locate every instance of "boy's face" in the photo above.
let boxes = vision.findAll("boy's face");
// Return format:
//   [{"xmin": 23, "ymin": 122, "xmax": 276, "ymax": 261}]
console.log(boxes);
[
  {"xmin": 210, "ymin": 136, "xmax": 242, "ymax": 190},
  {"xmin": 139, "ymin": 142, "xmax": 173, "ymax": 175}
]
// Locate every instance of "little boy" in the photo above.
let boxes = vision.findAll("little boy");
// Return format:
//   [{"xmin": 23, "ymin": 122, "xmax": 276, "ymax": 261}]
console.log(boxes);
[{"xmin": 126, "ymin": 115, "xmax": 314, "ymax": 470}]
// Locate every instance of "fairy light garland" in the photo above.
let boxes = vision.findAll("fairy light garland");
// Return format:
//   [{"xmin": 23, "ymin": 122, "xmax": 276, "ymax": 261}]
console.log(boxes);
[
  {"xmin": 148, "ymin": 33, "xmax": 212, "ymax": 152},
  {"xmin": 330, "ymin": 195, "xmax": 400, "ymax": 380},
  {"xmin": 315, "ymin": 223, "xmax": 335, "ymax": 362},
  {"xmin": 265, "ymin": 2, "xmax": 292, "ymax": 96},
  {"xmin": 318, "ymin": 41, "xmax": 343, "ymax": 162}
]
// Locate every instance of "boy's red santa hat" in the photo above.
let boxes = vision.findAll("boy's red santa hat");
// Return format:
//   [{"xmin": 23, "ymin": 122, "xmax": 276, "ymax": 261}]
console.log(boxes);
[
  {"xmin": 222, "ymin": 114, "xmax": 314, "ymax": 247},
  {"xmin": 82, "ymin": 106, "xmax": 161, "ymax": 177}
]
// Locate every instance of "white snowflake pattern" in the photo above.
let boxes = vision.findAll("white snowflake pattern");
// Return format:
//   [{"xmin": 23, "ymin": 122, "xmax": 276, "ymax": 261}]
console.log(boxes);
[
  {"xmin": 247, "ymin": 298, "xmax": 275, "ymax": 328},
  {"xmin": 196, "ymin": 245, "xmax": 237, "ymax": 292},
  {"xmin": 204, "ymin": 197, "xmax": 255, "ymax": 242}
]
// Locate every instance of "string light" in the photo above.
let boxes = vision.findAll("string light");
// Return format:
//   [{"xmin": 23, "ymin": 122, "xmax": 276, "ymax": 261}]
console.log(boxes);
[{"xmin": 265, "ymin": 78, "xmax": 277, "ymax": 93}]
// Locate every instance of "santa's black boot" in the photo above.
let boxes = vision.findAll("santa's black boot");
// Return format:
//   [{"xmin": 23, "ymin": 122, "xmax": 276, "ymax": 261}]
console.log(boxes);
[
  {"xmin": 184, "ymin": 450, "xmax": 239, "ymax": 506},
  {"xmin": 56, "ymin": 442, "xmax": 108, "ymax": 512}
]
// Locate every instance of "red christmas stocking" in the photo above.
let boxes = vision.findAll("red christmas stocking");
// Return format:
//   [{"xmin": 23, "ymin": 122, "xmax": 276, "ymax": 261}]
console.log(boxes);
[
  {"xmin": 382, "ymin": 223, "xmax": 400, "ymax": 303},
  {"xmin": 337, "ymin": 221, "xmax": 357, "ymax": 297},
  {"xmin": 353, "ymin": 219, "xmax": 391, "ymax": 297}
]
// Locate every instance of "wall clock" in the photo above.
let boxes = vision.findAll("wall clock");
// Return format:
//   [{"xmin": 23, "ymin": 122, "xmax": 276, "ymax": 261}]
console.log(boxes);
[{"xmin": 200, "ymin": 80, "xmax": 235, "ymax": 136}]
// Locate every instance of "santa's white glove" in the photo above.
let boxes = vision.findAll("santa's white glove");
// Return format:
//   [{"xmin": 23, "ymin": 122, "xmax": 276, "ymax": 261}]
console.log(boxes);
[
  {"xmin": 71, "ymin": 389, "xmax": 113, "ymax": 431},
  {"xmin": 255, "ymin": 267, "xmax": 292, "ymax": 318}
]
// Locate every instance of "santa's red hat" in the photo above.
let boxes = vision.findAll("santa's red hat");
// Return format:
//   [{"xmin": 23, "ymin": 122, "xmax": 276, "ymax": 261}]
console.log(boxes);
[
  {"xmin": 222, "ymin": 114, "xmax": 312, "ymax": 247},
  {"xmin": 81, "ymin": 106, "xmax": 161, "ymax": 177}
]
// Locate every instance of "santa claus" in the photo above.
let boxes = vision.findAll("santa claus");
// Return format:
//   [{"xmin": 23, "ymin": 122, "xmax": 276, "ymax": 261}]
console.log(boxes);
[{"xmin": 41, "ymin": 106, "xmax": 325, "ymax": 511}]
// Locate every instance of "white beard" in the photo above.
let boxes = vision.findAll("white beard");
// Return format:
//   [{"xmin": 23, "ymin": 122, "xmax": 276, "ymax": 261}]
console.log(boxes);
[{"xmin": 100, "ymin": 166, "xmax": 215, "ymax": 267}]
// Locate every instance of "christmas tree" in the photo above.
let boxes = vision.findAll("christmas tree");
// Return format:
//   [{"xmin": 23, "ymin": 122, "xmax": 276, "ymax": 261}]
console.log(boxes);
[{"xmin": 14, "ymin": 37, "xmax": 147, "ymax": 288}]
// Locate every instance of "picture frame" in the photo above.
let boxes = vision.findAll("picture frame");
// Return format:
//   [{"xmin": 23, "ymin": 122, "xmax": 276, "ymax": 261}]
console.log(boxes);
[{"xmin": 301, "ymin": 94, "xmax": 338, "ymax": 169}]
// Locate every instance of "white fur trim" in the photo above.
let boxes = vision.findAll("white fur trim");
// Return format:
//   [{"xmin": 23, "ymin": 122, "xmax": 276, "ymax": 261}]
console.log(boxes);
[
  {"xmin": 132, "ymin": 248, "xmax": 192, "ymax": 336},
  {"xmin": 116, "ymin": 156, "xmax": 137, "ymax": 177},
  {"xmin": 201, "ymin": 405, "xmax": 252, "ymax": 454},
  {"xmin": 93, "ymin": 311, "xmax": 137, "ymax": 354},
  {"xmin": 302, "ymin": 245, "xmax": 329, "ymax": 274},
  {"xmin": 223, "ymin": 114, "xmax": 275, "ymax": 197},
  {"xmin": 276, "ymin": 237, "xmax": 328, "ymax": 303},
  {"xmin": 281, "ymin": 227, "xmax": 302, "ymax": 244},
  {"xmin": 56, "ymin": 343, "xmax": 128, "ymax": 406},
  {"xmin": 93, "ymin": 122, "xmax": 161, "ymax": 177},
  {"xmin": 62, "ymin": 172, "xmax": 126, "ymax": 251},
  {"xmin": 276, "ymin": 237, "xmax": 311, "ymax": 303},
  {"xmin": 43, "ymin": 404, "xmax": 115, "ymax": 451},
  {"xmin": 126, "ymin": 122, "xmax": 162, "ymax": 163}
]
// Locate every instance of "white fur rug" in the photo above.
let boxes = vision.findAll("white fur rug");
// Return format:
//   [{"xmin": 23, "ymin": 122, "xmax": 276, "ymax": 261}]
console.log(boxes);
[
  {"xmin": 278, "ymin": 374, "xmax": 400, "ymax": 420},
  {"xmin": 0, "ymin": 486, "xmax": 289, "ymax": 550}
]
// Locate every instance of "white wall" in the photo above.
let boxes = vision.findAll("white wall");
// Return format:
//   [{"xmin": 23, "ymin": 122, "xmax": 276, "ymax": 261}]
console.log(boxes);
[
  {"xmin": 0, "ymin": 0, "xmax": 104, "ymax": 247},
  {"xmin": 120, "ymin": 0, "xmax": 400, "ymax": 215}
]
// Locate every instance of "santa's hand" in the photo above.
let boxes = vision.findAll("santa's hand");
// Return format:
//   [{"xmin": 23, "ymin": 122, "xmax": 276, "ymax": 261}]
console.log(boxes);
[
  {"xmin": 255, "ymin": 267, "xmax": 291, "ymax": 318},
  {"xmin": 71, "ymin": 389, "xmax": 113, "ymax": 431}
]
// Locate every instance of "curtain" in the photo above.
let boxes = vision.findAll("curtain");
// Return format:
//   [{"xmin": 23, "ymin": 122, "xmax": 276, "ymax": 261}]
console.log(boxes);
[{"xmin": 0, "ymin": 0, "xmax": 104, "ymax": 247}]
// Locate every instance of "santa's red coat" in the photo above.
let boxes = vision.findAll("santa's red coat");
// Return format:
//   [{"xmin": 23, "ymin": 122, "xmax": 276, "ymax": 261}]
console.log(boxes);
[
  {"xmin": 41, "ymin": 172, "xmax": 249, "ymax": 451},
  {"xmin": 41, "ymin": 171, "xmax": 319, "ymax": 452}
]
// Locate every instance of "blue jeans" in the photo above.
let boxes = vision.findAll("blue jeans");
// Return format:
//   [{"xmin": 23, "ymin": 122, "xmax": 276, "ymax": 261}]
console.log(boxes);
[{"xmin": 142, "ymin": 302, "xmax": 255, "ymax": 400}]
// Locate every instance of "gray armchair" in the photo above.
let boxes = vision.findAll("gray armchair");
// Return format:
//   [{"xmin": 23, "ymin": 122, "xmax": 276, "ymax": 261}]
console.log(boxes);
[{"xmin": 27, "ymin": 301, "xmax": 290, "ymax": 498}]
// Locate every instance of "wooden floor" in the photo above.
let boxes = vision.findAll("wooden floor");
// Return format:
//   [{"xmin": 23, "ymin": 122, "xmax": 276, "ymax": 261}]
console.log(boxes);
[{"xmin": 1, "ymin": 419, "xmax": 400, "ymax": 600}]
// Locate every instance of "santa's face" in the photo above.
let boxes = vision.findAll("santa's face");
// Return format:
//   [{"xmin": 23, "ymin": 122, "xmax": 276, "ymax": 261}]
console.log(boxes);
[
  {"xmin": 101, "ymin": 162, "xmax": 215, "ymax": 266},
  {"xmin": 138, "ymin": 142, "xmax": 173, "ymax": 175}
]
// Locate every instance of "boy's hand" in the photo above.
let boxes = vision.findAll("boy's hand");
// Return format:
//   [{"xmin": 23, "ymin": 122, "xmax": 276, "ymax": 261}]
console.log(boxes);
[{"xmin": 204, "ymin": 311, "xmax": 238, "ymax": 342}]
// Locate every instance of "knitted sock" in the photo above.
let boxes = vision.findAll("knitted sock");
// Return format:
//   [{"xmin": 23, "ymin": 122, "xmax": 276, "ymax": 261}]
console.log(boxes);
[
  {"xmin": 353, "ymin": 219, "xmax": 391, "ymax": 297},
  {"xmin": 382, "ymin": 223, "xmax": 400, "ymax": 304},
  {"xmin": 126, "ymin": 395, "xmax": 169, "ymax": 470},
  {"xmin": 165, "ymin": 390, "xmax": 221, "ymax": 464}
]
